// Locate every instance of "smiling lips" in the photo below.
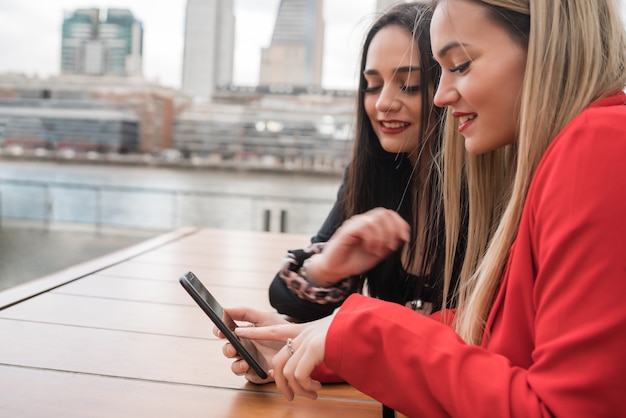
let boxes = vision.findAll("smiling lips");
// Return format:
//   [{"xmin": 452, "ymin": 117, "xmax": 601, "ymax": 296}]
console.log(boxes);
[
  {"xmin": 379, "ymin": 120, "xmax": 410, "ymax": 134},
  {"xmin": 452, "ymin": 111, "xmax": 477, "ymax": 133}
]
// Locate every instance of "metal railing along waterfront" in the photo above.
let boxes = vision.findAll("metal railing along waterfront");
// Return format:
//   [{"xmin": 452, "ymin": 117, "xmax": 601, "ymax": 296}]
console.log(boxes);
[{"xmin": 0, "ymin": 178, "xmax": 336, "ymax": 235}]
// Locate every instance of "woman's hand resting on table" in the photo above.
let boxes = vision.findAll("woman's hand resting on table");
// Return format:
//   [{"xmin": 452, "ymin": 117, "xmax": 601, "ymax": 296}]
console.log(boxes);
[
  {"xmin": 219, "ymin": 208, "xmax": 408, "ymax": 391},
  {"xmin": 216, "ymin": 306, "xmax": 334, "ymax": 399},
  {"xmin": 214, "ymin": 307, "xmax": 288, "ymax": 384},
  {"xmin": 235, "ymin": 313, "xmax": 334, "ymax": 401}
]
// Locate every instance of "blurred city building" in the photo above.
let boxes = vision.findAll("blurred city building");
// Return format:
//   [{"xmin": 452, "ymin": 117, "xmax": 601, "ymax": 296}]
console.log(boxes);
[
  {"xmin": 0, "ymin": 74, "xmax": 189, "ymax": 153},
  {"xmin": 173, "ymin": 85, "xmax": 354, "ymax": 172},
  {"xmin": 182, "ymin": 0, "xmax": 235, "ymax": 100},
  {"xmin": 259, "ymin": 0, "xmax": 324, "ymax": 88},
  {"xmin": 0, "ymin": 99, "xmax": 139, "ymax": 153},
  {"xmin": 61, "ymin": 8, "xmax": 143, "ymax": 77},
  {"xmin": 0, "ymin": 74, "xmax": 356, "ymax": 173}
]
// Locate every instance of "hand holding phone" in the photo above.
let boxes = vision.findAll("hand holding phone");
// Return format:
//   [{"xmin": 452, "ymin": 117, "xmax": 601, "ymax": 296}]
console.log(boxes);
[{"xmin": 178, "ymin": 271, "xmax": 268, "ymax": 379}]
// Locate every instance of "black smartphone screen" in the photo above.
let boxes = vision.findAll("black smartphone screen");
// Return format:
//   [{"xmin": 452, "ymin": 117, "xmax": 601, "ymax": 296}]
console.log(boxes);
[{"xmin": 178, "ymin": 271, "xmax": 268, "ymax": 379}]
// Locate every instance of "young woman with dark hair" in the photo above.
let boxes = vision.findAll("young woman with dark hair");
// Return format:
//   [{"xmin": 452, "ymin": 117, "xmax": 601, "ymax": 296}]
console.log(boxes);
[{"xmin": 268, "ymin": 1, "xmax": 465, "ymax": 326}]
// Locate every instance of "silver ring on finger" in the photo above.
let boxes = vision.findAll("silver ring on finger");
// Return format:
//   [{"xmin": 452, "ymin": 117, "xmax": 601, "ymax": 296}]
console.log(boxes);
[{"xmin": 286, "ymin": 338, "xmax": 295, "ymax": 356}]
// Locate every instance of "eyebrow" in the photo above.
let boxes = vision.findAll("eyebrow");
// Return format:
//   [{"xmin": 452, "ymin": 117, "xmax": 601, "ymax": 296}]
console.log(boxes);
[
  {"xmin": 437, "ymin": 41, "xmax": 467, "ymax": 59},
  {"xmin": 363, "ymin": 66, "xmax": 422, "ymax": 75}
]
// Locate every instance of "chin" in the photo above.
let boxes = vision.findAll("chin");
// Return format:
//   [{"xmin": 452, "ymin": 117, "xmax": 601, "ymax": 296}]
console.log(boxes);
[
  {"xmin": 463, "ymin": 138, "xmax": 489, "ymax": 155},
  {"xmin": 466, "ymin": 134, "xmax": 516, "ymax": 155}
]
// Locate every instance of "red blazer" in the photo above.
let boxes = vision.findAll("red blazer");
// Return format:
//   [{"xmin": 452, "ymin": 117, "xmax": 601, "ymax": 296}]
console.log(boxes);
[{"xmin": 324, "ymin": 92, "xmax": 626, "ymax": 417}]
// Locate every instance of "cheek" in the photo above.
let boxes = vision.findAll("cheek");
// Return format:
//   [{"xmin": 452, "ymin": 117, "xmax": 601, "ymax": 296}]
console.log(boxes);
[
  {"xmin": 493, "ymin": 51, "xmax": 526, "ymax": 109},
  {"xmin": 495, "ymin": 64, "xmax": 524, "ymax": 134},
  {"xmin": 406, "ymin": 99, "xmax": 423, "ymax": 121}
]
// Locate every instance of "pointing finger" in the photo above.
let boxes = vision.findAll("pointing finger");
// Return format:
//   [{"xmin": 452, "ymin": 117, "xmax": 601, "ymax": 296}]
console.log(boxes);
[{"xmin": 235, "ymin": 323, "xmax": 302, "ymax": 341}]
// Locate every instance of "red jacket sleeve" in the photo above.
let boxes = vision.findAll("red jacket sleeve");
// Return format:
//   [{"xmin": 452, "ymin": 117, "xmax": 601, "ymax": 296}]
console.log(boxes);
[
  {"xmin": 311, "ymin": 307, "xmax": 456, "ymax": 384},
  {"xmin": 326, "ymin": 294, "xmax": 517, "ymax": 416},
  {"xmin": 311, "ymin": 363, "xmax": 344, "ymax": 383}
]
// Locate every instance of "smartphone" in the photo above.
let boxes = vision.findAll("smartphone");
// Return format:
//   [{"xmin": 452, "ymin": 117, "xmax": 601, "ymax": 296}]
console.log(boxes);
[{"xmin": 178, "ymin": 271, "xmax": 268, "ymax": 379}]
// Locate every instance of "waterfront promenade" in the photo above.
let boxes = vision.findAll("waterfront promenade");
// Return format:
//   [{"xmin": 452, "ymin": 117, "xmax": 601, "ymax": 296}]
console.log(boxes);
[{"xmin": 0, "ymin": 159, "xmax": 342, "ymax": 292}]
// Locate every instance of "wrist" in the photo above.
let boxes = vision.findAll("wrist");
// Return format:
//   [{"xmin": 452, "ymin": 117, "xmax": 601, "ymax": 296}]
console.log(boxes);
[{"xmin": 300, "ymin": 254, "xmax": 337, "ymax": 287}]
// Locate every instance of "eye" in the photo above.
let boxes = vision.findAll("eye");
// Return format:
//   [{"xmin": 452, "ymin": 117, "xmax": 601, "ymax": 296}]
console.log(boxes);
[
  {"xmin": 401, "ymin": 84, "xmax": 421, "ymax": 94},
  {"xmin": 449, "ymin": 60, "xmax": 471, "ymax": 73},
  {"xmin": 363, "ymin": 85, "xmax": 381, "ymax": 94}
]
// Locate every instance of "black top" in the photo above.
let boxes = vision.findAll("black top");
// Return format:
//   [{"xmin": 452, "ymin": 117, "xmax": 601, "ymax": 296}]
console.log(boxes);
[
  {"xmin": 268, "ymin": 167, "xmax": 452, "ymax": 323},
  {"xmin": 269, "ymin": 171, "xmax": 348, "ymax": 322}
]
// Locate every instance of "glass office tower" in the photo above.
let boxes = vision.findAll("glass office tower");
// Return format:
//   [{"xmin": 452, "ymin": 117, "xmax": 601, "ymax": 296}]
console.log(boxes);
[
  {"xmin": 259, "ymin": 0, "xmax": 324, "ymax": 88},
  {"xmin": 61, "ymin": 8, "xmax": 143, "ymax": 76}
]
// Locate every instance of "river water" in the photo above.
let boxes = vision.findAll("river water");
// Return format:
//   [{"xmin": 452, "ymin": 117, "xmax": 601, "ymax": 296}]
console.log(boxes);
[{"xmin": 0, "ymin": 159, "xmax": 342, "ymax": 235}]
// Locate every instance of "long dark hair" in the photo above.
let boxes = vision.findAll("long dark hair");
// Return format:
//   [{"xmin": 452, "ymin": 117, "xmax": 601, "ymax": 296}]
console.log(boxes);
[{"xmin": 342, "ymin": 2, "xmax": 459, "ymax": 308}]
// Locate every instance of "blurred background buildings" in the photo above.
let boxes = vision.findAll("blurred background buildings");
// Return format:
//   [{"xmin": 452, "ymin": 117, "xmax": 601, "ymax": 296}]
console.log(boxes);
[
  {"xmin": 0, "ymin": 0, "xmax": 412, "ymax": 173},
  {"xmin": 0, "ymin": 0, "xmax": 410, "ymax": 288}
]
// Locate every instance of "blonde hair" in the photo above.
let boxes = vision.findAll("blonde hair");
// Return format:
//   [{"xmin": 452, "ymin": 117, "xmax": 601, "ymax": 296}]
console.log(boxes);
[{"xmin": 439, "ymin": 0, "xmax": 626, "ymax": 344}]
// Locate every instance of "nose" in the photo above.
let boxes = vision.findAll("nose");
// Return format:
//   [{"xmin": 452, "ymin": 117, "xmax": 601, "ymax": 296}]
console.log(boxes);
[
  {"xmin": 433, "ymin": 74, "xmax": 459, "ymax": 107},
  {"xmin": 375, "ymin": 85, "xmax": 402, "ymax": 113}
]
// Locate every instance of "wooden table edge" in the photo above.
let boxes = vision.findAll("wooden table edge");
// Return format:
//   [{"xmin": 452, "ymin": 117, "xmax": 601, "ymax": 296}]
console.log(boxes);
[{"xmin": 0, "ymin": 227, "xmax": 200, "ymax": 310}]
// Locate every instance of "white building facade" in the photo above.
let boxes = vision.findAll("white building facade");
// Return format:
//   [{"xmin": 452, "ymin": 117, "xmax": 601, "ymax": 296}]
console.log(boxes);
[{"xmin": 182, "ymin": 0, "xmax": 235, "ymax": 100}]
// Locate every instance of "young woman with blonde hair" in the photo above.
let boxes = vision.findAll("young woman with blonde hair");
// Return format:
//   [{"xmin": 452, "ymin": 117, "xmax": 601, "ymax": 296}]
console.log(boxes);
[{"xmin": 225, "ymin": 0, "xmax": 626, "ymax": 416}]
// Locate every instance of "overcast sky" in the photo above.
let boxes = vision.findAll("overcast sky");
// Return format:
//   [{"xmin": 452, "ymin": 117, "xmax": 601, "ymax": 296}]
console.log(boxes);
[
  {"xmin": 0, "ymin": 0, "xmax": 378, "ymax": 90},
  {"xmin": 1, "ymin": 1, "xmax": 624, "ymax": 90}
]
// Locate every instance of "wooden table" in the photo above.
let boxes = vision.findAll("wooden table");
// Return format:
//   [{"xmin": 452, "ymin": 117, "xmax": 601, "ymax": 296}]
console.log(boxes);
[{"xmin": 0, "ymin": 228, "xmax": 387, "ymax": 417}]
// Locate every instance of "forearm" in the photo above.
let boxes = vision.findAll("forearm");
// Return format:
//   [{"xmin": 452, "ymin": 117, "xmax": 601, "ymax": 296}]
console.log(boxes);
[
  {"xmin": 269, "ymin": 242, "xmax": 354, "ymax": 322},
  {"xmin": 268, "ymin": 275, "xmax": 343, "ymax": 322}
]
